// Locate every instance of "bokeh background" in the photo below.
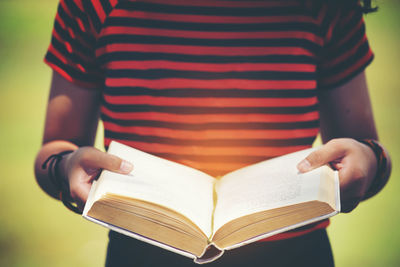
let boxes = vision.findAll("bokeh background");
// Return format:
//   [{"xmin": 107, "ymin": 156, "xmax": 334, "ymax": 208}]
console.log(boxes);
[{"xmin": 0, "ymin": 0, "xmax": 399, "ymax": 266}]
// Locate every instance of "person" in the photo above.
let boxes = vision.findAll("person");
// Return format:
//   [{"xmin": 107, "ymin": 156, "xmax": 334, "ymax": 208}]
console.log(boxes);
[{"xmin": 34, "ymin": 0, "xmax": 391, "ymax": 266}]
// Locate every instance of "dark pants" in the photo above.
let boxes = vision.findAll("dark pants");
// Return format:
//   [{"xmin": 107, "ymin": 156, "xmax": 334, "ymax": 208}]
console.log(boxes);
[{"xmin": 105, "ymin": 229, "xmax": 334, "ymax": 267}]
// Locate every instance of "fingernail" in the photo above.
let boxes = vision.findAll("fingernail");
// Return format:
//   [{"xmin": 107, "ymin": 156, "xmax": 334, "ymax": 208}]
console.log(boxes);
[
  {"xmin": 120, "ymin": 160, "xmax": 133, "ymax": 173},
  {"xmin": 297, "ymin": 159, "xmax": 311, "ymax": 172}
]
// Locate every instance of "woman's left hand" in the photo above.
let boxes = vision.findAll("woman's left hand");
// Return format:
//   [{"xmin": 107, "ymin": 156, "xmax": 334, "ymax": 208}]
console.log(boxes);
[{"xmin": 297, "ymin": 138, "xmax": 377, "ymax": 213}]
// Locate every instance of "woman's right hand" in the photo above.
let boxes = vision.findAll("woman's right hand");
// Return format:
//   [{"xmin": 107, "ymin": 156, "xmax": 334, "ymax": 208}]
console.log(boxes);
[{"xmin": 59, "ymin": 147, "xmax": 133, "ymax": 210}]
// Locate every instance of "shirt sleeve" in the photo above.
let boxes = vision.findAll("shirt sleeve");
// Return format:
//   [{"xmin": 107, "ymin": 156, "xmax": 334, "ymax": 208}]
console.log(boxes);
[
  {"xmin": 317, "ymin": 4, "xmax": 374, "ymax": 90},
  {"xmin": 44, "ymin": 0, "xmax": 103, "ymax": 89}
]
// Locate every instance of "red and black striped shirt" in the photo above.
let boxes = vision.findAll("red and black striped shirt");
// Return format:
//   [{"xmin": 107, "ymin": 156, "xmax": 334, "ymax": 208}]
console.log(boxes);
[{"xmin": 45, "ymin": 0, "xmax": 373, "ymax": 238}]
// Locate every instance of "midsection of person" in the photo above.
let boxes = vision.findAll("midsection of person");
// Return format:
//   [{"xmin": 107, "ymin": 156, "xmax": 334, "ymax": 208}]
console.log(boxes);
[{"xmin": 89, "ymin": 0, "xmax": 324, "ymax": 176}]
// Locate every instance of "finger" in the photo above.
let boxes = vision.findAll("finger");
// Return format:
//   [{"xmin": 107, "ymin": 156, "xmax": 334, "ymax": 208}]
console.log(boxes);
[
  {"xmin": 338, "ymin": 167, "xmax": 363, "ymax": 213},
  {"xmin": 81, "ymin": 148, "xmax": 133, "ymax": 174},
  {"xmin": 297, "ymin": 140, "xmax": 347, "ymax": 173},
  {"xmin": 70, "ymin": 180, "xmax": 92, "ymax": 207}
]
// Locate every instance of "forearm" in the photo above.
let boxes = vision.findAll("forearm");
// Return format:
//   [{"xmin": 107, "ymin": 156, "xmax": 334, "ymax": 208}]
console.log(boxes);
[
  {"xmin": 317, "ymin": 72, "xmax": 392, "ymax": 204},
  {"xmin": 36, "ymin": 72, "xmax": 102, "ymax": 199},
  {"xmin": 34, "ymin": 140, "xmax": 78, "ymax": 199}
]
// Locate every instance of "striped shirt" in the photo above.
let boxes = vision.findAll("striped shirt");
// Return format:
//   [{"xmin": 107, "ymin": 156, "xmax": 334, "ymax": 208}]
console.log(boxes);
[{"xmin": 45, "ymin": 0, "xmax": 373, "ymax": 239}]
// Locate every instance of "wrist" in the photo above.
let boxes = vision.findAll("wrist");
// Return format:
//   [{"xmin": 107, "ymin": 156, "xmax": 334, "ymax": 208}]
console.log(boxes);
[
  {"xmin": 358, "ymin": 141, "xmax": 378, "ymax": 189},
  {"xmin": 42, "ymin": 150, "xmax": 74, "ymax": 192},
  {"xmin": 41, "ymin": 150, "xmax": 82, "ymax": 214},
  {"xmin": 358, "ymin": 139, "xmax": 391, "ymax": 200},
  {"xmin": 35, "ymin": 140, "xmax": 82, "ymax": 214},
  {"xmin": 35, "ymin": 140, "xmax": 78, "ymax": 198},
  {"xmin": 57, "ymin": 150, "xmax": 74, "ymax": 185}
]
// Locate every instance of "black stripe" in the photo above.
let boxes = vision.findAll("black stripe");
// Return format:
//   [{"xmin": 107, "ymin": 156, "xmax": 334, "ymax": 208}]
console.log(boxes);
[
  {"xmin": 105, "ymin": 17, "xmax": 320, "ymax": 33},
  {"xmin": 101, "ymin": 114, "xmax": 320, "ymax": 130},
  {"xmin": 103, "ymin": 86, "xmax": 317, "ymax": 98},
  {"xmin": 97, "ymin": 34, "xmax": 320, "ymax": 51},
  {"xmin": 102, "ymin": 102, "xmax": 318, "ymax": 114},
  {"xmin": 122, "ymin": 1, "xmax": 304, "ymax": 17},
  {"xmin": 100, "ymin": 0, "xmax": 113, "ymax": 15},
  {"xmin": 105, "ymin": 130, "xmax": 316, "ymax": 147},
  {"xmin": 63, "ymin": 0, "xmax": 90, "ymax": 28},
  {"xmin": 82, "ymin": 0, "xmax": 102, "ymax": 33},
  {"xmin": 106, "ymin": 69, "xmax": 315, "ymax": 80},
  {"xmin": 153, "ymin": 153, "xmax": 274, "ymax": 164},
  {"xmin": 98, "ymin": 52, "xmax": 316, "ymax": 64}
]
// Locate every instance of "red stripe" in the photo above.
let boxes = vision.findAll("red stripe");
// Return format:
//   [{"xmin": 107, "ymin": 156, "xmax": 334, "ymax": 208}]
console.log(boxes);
[
  {"xmin": 110, "ymin": 0, "xmax": 118, "ymax": 7},
  {"xmin": 103, "ymin": 122, "xmax": 319, "ymax": 140},
  {"xmin": 73, "ymin": 0, "xmax": 84, "ymax": 12},
  {"xmin": 112, "ymin": 10, "xmax": 317, "ymax": 24},
  {"xmin": 104, "ymin": 95, "xmax": 318, "ymax": 107},
  {"xmin": 102, "ymin": 26, "xmax": 323, "ymax": 45},
  {"xmin": 48, "ymin": 44, "xmax": 68, "ymax": 65},
  {"xmin": 104, "ymin": 138, "xmax": 310, "ymax": 156},
  {"xmin": 76, "ymin": 16, "xmax": 86, "ymax": 33},
  {"xmin": 92, "ymin": 0, "xmax": 107, "ymax": 23},
  {"xmin": 143, "ymin": 0, "xmax": 299, "ymax": 8},
  {"xmin": 324, "ymin": 12, "xmax": 339, "ymax": 43},
  {"xmin": 316, "ymin": 4, "xmax": 329, "ymax": 26},
  {"xmin": 101, "ymin": 108, "xmax": 319, "ymax": 123},
  {"xmin": 55, "ymin": 11, "xmax": 66, "ymax": 29},
  {"xmin": 60, "ymin": 0, "xmax": 73, "ymax": 19},
  {"xmin": 97, "ymin": 43, "xmax": 314, "ymax": 57},
  {"xmin": 107, "ymin": 60, "xmax": 316, "ymax": 72},
  {"xmin": 106, "ymin": 78, "xmax": 316, "ymax": 90}
]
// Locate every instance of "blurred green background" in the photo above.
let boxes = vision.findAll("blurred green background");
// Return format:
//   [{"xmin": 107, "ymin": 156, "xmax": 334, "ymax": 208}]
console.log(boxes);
[{"xmin": 0, "ymin": 0, "xmax": 398, "ymax": 266}]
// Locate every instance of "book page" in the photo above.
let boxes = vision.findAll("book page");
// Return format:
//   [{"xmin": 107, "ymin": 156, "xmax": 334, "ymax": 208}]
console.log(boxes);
[
  {"xmin": 213, "ymin": 148, "xmax": 333, "ymax": 233},
  {"xmin": 88, "ymin": 141, "xmax": 215, "ymax": 238}
]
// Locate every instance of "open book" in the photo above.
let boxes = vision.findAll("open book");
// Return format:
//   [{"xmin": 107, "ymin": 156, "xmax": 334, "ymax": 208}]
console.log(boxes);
[{"xmin": 83, "ymin": 141, "xmax": 340, "ymax": 264}]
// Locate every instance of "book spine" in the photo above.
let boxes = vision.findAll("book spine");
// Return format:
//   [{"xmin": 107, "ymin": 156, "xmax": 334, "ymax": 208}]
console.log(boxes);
[{"xmin": 194, "ymin": 243, "xmax": 224, "ymax": 264}]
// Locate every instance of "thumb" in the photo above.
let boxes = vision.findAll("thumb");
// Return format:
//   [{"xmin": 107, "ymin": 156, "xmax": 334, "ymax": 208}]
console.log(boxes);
[
  {"xmin": 80, "ymin": 148, "xmax": 134, "ymax": 174},
  {"xmin": 297, "ymin": 140, "xmax": 346, "ymax": 173}
]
